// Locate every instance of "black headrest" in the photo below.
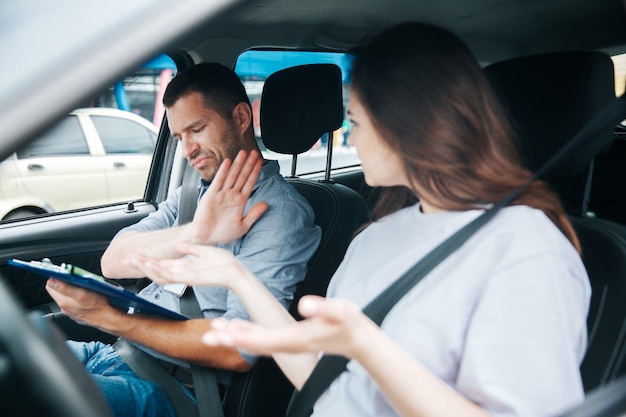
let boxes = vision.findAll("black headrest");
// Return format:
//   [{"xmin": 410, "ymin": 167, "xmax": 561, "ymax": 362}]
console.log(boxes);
[
  {"xmin": 484, "ymin": 51, "xmax": 616, "ymax": 182},
  {"xmin": 260, "ymin": 63, "xmax": 343, "ymax": 154}
]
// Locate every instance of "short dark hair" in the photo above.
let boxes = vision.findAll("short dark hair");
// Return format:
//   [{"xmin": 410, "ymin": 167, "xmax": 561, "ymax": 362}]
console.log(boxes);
[{"xmin": 163, "ymin": 62, "xmax": 251, "ymax": 119}]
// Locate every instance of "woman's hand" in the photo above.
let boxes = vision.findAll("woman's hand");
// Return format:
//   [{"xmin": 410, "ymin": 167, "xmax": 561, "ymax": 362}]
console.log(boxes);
[
  {"xmin": 201, "ymin": 295, "xmax": 378, "ymax": 360},
  {"xmin": 128, "ymin": 242, "xmax": 250, "ymax": 288}
]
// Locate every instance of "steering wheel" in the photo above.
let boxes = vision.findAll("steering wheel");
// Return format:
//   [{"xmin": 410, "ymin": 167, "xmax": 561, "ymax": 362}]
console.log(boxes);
[{"xmin": 0, "ymin": 277, "xmax": 112, "ymax": 417}]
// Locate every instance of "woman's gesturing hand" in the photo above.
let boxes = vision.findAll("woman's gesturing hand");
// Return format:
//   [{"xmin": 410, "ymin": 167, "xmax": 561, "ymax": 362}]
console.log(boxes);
[
  {"xmin": 128, "ymin": 242, "xmax": 249, "ymax": 288},
  {"xmin": 201, "ymin": 296, "xmax": 378, "ymax": 360}
]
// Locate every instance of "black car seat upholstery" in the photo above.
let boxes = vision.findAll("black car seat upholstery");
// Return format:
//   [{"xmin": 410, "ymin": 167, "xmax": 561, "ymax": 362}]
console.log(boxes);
[
  {"xmin": 484, "ymin": 51, "xmax": 616, "ymax": 216},
  {"xmin": 224, "ymin": 63, "xmax": 370, "ymax": 417},
  {"xmin": 260, "ymin": 63, "xmax": 371, "ymax": 318},
  {"xmin": 484, "ymin": 51, "xmax": 626, "ymax": 394},
  {"xmin": 588, "ymin": 128, "xmax": 626, "ymax": 224}
]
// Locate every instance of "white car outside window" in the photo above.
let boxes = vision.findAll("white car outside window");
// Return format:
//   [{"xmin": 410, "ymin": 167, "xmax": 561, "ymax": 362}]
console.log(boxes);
[{"xmin": 0, "ymin": 107, "xmax": 157, "ymax": 220}]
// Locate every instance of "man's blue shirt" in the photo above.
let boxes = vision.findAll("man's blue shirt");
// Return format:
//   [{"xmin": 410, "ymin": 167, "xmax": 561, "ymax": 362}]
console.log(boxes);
[{"xmin": 118, "ymin": 160, "xmax": 321, "ymax": 367}]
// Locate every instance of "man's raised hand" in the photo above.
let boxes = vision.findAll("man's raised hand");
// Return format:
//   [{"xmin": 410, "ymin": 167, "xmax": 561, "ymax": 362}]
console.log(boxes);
[{"xmin": 190, "ymin": 150, "xmax": 268, "ymax": 245}]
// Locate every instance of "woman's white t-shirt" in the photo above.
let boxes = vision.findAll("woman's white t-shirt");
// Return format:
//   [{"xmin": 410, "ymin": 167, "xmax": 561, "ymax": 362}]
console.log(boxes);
[{"xmin": 313, "ymin": 203, "xmax": 590, "ymax": 417}]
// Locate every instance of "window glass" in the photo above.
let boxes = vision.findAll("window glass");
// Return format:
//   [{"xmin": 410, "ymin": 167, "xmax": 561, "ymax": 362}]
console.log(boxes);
[
  {"xmin": 612, "ymin": 53, "xmax": 626, "ymax": 127},
  {"xmin": 16, "ymin": 116, "xmax": 88, "ymax": 158},
  {"xmin": 0, "ymin": 53, "xmax": 175, "ymax": 222},
  {"xmin": 92, "ymin": 115, "xmax": 157, "ymax": 154},
  {"xmin": 612, "ymin": 53, "xmax": 626, "ymax": 98},
  {"xmin": 235, "ymin": 50, "xmax": 360, "ymax": 176}
]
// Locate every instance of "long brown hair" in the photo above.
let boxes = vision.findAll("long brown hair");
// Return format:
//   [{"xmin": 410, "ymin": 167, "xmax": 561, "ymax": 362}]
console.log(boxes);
[{"xmin": 350, "ymin": 22, "xmax": 580, "ymax": 253}]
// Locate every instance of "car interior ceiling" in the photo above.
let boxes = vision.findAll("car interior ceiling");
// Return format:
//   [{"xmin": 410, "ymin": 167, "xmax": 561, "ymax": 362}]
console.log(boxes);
[{"xmin": 175, "ymin": 0, "xmax": 626, "ymax": 62}]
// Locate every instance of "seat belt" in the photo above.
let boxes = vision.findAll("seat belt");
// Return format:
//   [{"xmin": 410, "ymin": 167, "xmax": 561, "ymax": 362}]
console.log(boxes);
[
  {"xmin": 286, "ymin": 95, "xmax": 626, "ymax": 417},
  {"xmin": 178, "ymin": 162, "xmax": 225, "ymax": 417},
  {"xmin": 115, "ymin": 162, "xmax": 224, "ymax": 417},
  {"xmin": 179, "ymin": 162, "xmax": 201, "ymax": 225},
  {"xmin": 179, "ymin": 288, "xmax": 225, "ymax": 417},
  {"xmin": 113, "ymin": 339, "xmax": 200, "ymax": 417},
  {"xmin": 113, "ymin": 297, "xmax": 225, "ymax": 417}
]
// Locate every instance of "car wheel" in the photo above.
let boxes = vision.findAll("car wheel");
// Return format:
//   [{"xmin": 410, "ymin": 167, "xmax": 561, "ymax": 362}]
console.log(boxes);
[
  {"xmin": 0, "ymin": 278, "xmax": 112, "ymax": 417},
  {"xmin": 3, "ymin": 209, "xmax": 43, "ymax": 221}
]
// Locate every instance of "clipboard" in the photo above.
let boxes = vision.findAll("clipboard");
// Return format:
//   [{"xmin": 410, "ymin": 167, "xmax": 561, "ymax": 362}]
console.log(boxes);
[{"xmin": 8, "ymin": 258, "xmax": 188, "ymax": 321}]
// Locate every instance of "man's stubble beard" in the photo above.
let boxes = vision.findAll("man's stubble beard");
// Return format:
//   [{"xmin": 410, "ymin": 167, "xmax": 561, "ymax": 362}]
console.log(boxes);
[{"xmin": 199, "ymin": 123, "xmax": 243, "ymax": 182}]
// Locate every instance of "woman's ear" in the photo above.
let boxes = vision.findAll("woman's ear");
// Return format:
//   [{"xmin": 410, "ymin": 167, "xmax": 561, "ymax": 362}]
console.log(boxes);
[{"xmin": 232, "ymin": 102, "xmax": 253, "ymax": 134}]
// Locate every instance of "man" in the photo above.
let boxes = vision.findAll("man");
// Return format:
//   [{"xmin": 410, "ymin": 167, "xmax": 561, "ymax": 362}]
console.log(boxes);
[{"xmin": 46, "ymin": 62, "xmax": 321, "ymax": 417}]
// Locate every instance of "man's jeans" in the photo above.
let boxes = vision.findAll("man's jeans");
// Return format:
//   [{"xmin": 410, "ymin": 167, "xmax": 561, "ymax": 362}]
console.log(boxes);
[{"xmin": 67, "ymin": 340, "xmax": 189, "ymax": 417}]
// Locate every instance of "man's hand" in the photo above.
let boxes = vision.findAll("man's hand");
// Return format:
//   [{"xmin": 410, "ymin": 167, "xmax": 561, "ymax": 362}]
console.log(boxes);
[
  {"xmin": 101, "ymin": 150, "xmax": 268, "ymax": 279},
  {"xmin": 45, "ymin": 278, "xmax": 123, "ymax": 331},
  {"xmin": 190, "ymin": 149, "xmax": 269, "ymax": 245}
]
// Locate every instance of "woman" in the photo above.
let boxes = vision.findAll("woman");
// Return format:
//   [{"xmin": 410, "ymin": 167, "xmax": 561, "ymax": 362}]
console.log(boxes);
[{"xmin": 131, "ymin": 22, "xmax": 591, "ymax": 417}]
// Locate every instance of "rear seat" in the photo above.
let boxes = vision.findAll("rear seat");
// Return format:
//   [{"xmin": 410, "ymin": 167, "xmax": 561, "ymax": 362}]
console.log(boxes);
[{"xmin": 484, "ymin": 51, "xmax": 626, "ymax": 393}]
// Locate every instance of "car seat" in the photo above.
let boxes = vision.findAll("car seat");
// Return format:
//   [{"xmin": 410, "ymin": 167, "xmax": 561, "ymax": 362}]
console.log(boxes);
[
  {"xmin": 484, "ymin": 50, "xmax": 626, "ymax": 394},
  {"xmin": 484, "ymin": 51, "xmax": 616, "ymax": 216},
  {"xmin": 223, "ymin": 63, "xmax": 370, "ymax": 417},
  {"xmin": 587, "ymin": 127, "xmax": 626, "ymax": 224}
]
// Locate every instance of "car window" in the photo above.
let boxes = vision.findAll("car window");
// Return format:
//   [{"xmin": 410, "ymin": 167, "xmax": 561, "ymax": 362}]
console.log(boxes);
[
  {"xmin": 612, "ymin": 52, "xmax": 626, "ymax": 127},
  {"xmin": 235, "ymin": 50, "xmax": 361, "ymax": 176},
  {"xmin": 613, "ymin": 52, "xmax": 626, "ymax": 98},
  {"xmin": 0, "ymin": 53, "xmax": 174, "ymax": 222},
  {"xmin": 16, "ymin": 116, "xmax": 88, "ymax": 158},
  {"xmin": 92, "ymin": 115, "xmax": 156, "ymax": 154}
]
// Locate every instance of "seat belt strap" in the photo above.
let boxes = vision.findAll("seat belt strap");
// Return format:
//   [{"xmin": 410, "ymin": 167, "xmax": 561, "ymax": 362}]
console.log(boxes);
[
  {"xmin": 180, "ymin": 287, "xmax": 225, "ymax": 417},
  {"xmin": 179, "ymin": 162, "xmax": 201, "ymax": 225},
  {"xmin": 112, "ymin": 294, "xmax": 225, "ymax": 417},
  {"xmin": 285, "ymin": 195, "xmax": 511, "ymax": 417},
  {"xmin": 113, "ymin": 339, "xmax": 200, "ymax": 417},
  {"xmin": 286, "ymin": 95, "xmax": 626, "ymax": 417},
  {"xmin": 114, "ymin": 163, "xmax": 225, "ymax": 417},
  {"xmin": 178, "ymin": 162, "xmax": 226, "ymax": 416}
]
